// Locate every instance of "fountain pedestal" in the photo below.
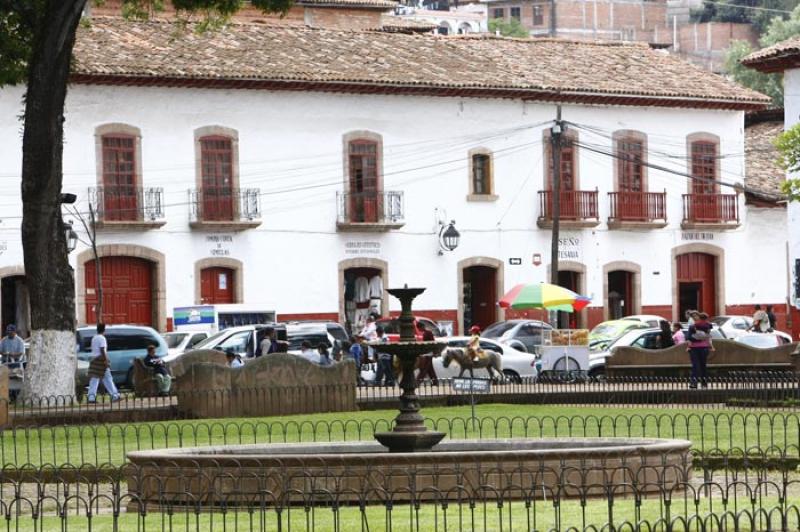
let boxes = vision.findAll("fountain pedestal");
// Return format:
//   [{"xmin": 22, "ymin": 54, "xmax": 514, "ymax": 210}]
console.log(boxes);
[{"xmin": 372, "ymin": 286, "xmax": 445, "ymax": 452}]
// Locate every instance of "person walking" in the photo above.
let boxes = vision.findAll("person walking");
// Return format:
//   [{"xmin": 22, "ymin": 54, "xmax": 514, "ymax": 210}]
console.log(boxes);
[
  {"xmin": 0, "ymin": 324, "xmax": 25, "ymax": 368},
  {"xmin": 671, "ymin": 322, "xmax": 686, "ymax": 345},
  {"xmin": 766, "ymin": 305, "xmax": 777, "ymax": 332},
  {"xmin": 373, "ymin": 326, "xmax": 394, "ymax": 386},
  {"xmin": 87, "ymin": 323, "xmax": 120, "ymax": 403},
  {"xmin": 687, "ymin": 312, "xmax": 713, "ymax": 389},
  {"xmin": 317, "ymin": 344, "xmax": 332, "ymax": 366},
  {"xmin": 416, "ymin": 324, "xmax": 439, "ymax": 386},
  {"xmin": 142, "ymin": 344, "xmax": 171, "ymax": 396},
  {"xmin": 259, "ymin": 327, "xmax": 278, "ymax": 356}
]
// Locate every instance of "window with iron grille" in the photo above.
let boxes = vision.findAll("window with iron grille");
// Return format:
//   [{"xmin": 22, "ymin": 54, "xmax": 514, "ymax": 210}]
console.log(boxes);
[
  {"xmin": 533, "ymin": 5, "xmax": 544, "ymax": 25},
  {"xmin": 617, "ymin": 138, "xmax": 645, "ymax": 192},
  {"xmin": 691, "ymin": 141, "xmax": 717, "ymax": 194},
  {"xmin": 546, "ymin": 141, "xmax": 576, "ymax": 191},
  {"xmin": 472, "ymin": 153, "xmax": 492, "ymax": 195},
  {"xmin": 511, "ymin": 7, "xmax": 521, "ymax": 20},
  {"xmin": 101, "ymin": 135, "xmax": 137, "ymax": 221}
]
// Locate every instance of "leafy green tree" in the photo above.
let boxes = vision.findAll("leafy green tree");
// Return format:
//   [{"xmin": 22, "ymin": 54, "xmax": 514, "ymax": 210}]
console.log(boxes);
[
  {"xmin": 727, "ymin": 5, "xmax": 800, "ymax": 106},
  {"xmin": 0, "ymin": 0, "xmax": 290, "ymax": 398},
  {"xmin": 775, "ymin": 123, "xmax": 800, "ymax": 200},
  {"xmin": 488, "ymin": 18, "xmax": 529, "ymax": 38}
]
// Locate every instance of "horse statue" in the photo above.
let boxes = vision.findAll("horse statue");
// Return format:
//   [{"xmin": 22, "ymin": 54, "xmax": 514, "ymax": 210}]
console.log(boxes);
[{"xmin": 442, "ymin": 347, "xmax": 504, "ymax": 381}]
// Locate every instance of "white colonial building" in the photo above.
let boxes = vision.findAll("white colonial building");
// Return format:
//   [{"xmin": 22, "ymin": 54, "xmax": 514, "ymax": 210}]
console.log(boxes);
[{"xmin": 0, "ymin": 17, "xmax": 789, "ymax": 336}]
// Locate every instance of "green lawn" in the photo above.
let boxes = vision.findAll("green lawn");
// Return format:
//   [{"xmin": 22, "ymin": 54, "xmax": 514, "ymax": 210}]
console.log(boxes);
[{"xmin": 3, "ymin": 404, "xmax": 799, "ymax": 468}]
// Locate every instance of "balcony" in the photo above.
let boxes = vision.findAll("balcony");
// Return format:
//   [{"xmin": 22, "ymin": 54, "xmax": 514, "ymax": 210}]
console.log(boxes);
[
  {"xmin": 88, "ymin": 186, "xmax": 166, "ymax": 230},
  {"xmin": 681, "ymin": 194, "xmax": 739, "ymax": 229},
  {"xmin": 189, "ymin": 187, "xmax": 262, "ymax": 231},
  {"xmin": 608, "ymin": 191, "xmax": 668, "ymax": 229},
  {"xmin": 537, "ymin": 190, "xmax": 600, "ymax": 229},
  {"xmin": 336, "ymin": 191, "xmax": 405, "ymax": 232}
]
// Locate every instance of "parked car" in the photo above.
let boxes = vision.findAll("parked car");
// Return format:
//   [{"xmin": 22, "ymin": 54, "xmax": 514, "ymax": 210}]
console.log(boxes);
[
  {"xmin": 711, "ymin": 315, "xmax": 753, "ymax": 339},
  {"xmin": 589, "ymin": 320, "xmax": 650, "ymax": 352},
  {"xmin": 376, "ymin": 317, "xmax": 444, "ymax": 341},
  {"xmin": 162, "ymin": 331, "xmax": 209, "ymax": 358},
  {"xmin": 75, "ymin": 325, "xmax": 169, "ymax": 387},
  {"xmin": 435, "ymin": 336, "xmax": 538, "ymax": 382},
  {"xmin": 187, "ymin": 323, "xmax": 287, "ymax": 359},
  {"xmin": 734, "ymin": 332, "xmax": 792, "ymax": 348},
  {"xmin": 286, "ymin": 322, "xmax": 347, "ymax": 357},
  {"xmin": 588, "ymin": 324, "xmax": 725, "ymax": 376},
  {"xmin": 482, "ymin": 319, "xmax": 553, "ymax": 353},
  {"xmin": 620, "ymin": 315, "xmax": 667, "ymax": 328}
]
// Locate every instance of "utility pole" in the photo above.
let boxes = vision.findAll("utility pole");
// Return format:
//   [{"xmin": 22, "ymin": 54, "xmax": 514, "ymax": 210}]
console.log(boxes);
[{"xmin": 549, "ymin": 106, "xmax": 564, "ymax": 287}]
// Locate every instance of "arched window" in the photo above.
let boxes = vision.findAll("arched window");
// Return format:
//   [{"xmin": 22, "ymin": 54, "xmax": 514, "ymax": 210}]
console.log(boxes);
[
  {"xmin": 688, "ymin": 135, "xmax": 719, "ymax": 194},
  {"xmin": 199, "ymin": 135, "xmax": 235, "ymax": 221},
  {"xmin": 614, "ymin": 131, "xmax": 647, "ymax": 193}
]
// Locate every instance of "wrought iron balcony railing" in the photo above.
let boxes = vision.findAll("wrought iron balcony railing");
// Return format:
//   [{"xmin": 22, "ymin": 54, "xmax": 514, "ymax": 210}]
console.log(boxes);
[
  {"xmin": 88, "ymin": 186, "xmax": 165, "ymax": 223},
  {"xmin": 682, "ymin": 193, "xmax": 739, "ymax": 225},
  {"xmin": 608, "ymin": 191, "xmax": 667, "ymax": 224},
  {"xmin": 189, "ymin": 187, "xmax": 261, "ymax": 223},
  {"xmin": 336, "ymin": 191, "xmax": 404, "ymax": 226},
  {"xmin": 538, "ymin": 190, "xmax": 599, "ymax": 222}
]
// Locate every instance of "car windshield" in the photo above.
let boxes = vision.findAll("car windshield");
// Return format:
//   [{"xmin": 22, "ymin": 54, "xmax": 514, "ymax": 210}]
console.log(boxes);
[
  {"xmin": 710, "ymin": 317, "xmax": 728, "ymax": 326},
  {"xmin": 163, "ymin": 333, "xmax": 188, "ymax": 348},
  {"xmin": 590, "ymin": 322, "xmax": 633, "ymax": 339},
  {"xmin": 193, "ymin": 329, "xmax": 232, "ymax": 349},
  {"xmin": 736, "ymin": 335, "xmax": 778, "ymax": 348},
  {"xmin": 482, "ymin": 322, "xmax": 517, "ymax": 338}
]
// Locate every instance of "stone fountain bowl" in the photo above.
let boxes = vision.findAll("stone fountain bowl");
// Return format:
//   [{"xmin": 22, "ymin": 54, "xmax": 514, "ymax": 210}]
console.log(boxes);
[{"xmin": 125, "ymin": 437, "xmax": 693, "ymax": 508}]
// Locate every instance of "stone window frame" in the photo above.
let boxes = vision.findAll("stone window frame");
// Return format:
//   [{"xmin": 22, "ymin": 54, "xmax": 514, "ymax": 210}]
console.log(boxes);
[
  {"xmin": 492, "ymin": 7, "xmax": 506, "ymax": 20},
  {"xmin": 602, "ymin": 261, "xmax": 642, "ymax": 321},
  {"xmin": 194, "ymin": 125, "xmax": 241, "ymax": 221},
  {"xmin": 612, "ymin": 130, "xmax": 648, "ymax": 193},
  {"xmin": 510, "ymin": 6, "xmax": 521, "ymax": 21},
  {"xmin": 456, "ymin": 256, "xmax": 505, "ymax": 335},
  {"xmin": 686, "ymin": 132, "xmax": 721, "ymax": 194},
  {"xmin": 94, "ymin": 123, "xmax": 144, "ymax": 221},
  {"xmin": 467, "ymin": 147, "xmax": 498, "ymax": 201},
  {"xmin": 532, "ymin": 4, "xmax": 544, "ymax": 26},
  {"xmin": 195, "ymin": 258, "xmax": 244, "ymax": 305},
  {"xmin": 76, "ymin": 244, "xmax": 167, "ymax": 331},
  {"xmin": 342, "ymin": 130, "xmax": 384, "ymax": 193},
  {"xmin": 542, "ymin": 129, "xmax": 580, "ymax": 191}
]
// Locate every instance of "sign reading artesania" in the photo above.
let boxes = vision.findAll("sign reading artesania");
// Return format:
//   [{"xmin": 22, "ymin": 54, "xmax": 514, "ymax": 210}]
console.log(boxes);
[
  {"xmin": 558, "ymin": 236, "xmax": 581, "ymax": 260},
  {"xmin": 451, "ymin": 377, "xmax": 492, "ymax": 393},
  {"xmin": 345, "ymin": 241, "xmax": 381, "ymax": 255},
  {"xmin": 682, "ymin": 232, "xmax": 714, "ymax": 241},
  {"xmin": 207, "ymin": 234, "xmax": 233, "ymax": 257}
]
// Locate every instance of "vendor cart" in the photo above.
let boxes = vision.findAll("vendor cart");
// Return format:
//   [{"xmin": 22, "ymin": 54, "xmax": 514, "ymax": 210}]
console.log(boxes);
[{"xmin": 537, "ymin": 329, "xmax": 590, "ymax": 381}]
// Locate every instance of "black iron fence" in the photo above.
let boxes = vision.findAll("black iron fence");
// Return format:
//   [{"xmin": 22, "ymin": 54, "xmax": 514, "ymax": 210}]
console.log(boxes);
[{"xmin": 1, "ymin": 452, "xmax": 799, "ymax": 531}]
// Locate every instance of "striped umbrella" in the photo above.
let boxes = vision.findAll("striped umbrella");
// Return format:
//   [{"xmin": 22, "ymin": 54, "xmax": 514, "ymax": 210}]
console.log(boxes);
[{"xmin": 498, "ymin": 283, "xmax": 591, "ymax": 313}]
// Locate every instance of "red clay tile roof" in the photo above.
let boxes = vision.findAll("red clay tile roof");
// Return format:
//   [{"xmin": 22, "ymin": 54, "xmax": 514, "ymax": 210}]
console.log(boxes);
[
  {"xmin": 745, "ymin": 118, "xmax": 785, "ymax": 199},
  {"xmin": 71, "ymin": 18, "xmax": 770, "ymax": 110},
  {"xmin": 741, "ymin": 37, "xmax": 800, "ymax": 73}
]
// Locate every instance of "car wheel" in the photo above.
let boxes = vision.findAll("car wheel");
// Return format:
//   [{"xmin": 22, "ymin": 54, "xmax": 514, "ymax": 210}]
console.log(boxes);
[{"xmin": 502, "ymin": 369, "xmax": 521, "ymax": 384}]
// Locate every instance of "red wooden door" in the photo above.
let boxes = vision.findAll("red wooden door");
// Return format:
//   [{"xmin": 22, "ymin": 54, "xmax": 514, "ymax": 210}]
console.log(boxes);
[
  {"xmin": 200, "ymin": 267, "xmax": 235, "ymax": 304},
  {"xmin": 548, "ymin": 144, "xmax": 577, "ymax": 219},
  {"xmin": 348, "ymin": 140, "xmax": 379, "ymax": 223},
  {"xmin": 85, "ymin": 257, "xmax": 153, "ymax": 326},
  {"xmin": 200, "ymin": 136, "xmax": 234, "ymax": 221},
  {"xmin": 102, "ymin": 136, "xmax": 138, "ymax": 221},
  {"xmin": 676, "ymin": 253, "xmax": 716, "ymax": 316},
  {"xmin": 465, "ymin": 266, "xmax": 497, "ymax": 330}
]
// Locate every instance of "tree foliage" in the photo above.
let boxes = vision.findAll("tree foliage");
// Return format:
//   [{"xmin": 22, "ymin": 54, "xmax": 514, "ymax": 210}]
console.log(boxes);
[
  {"xmin": 691, "ymin": 0, "xmax": 800, "ymax": 34},
  {"xmin": 488, "ymin": 17, "xmax": 529, "ymax": 38},
  {"xmin": 775, "ymin": 123, "xmax": 800, "ymax": 200},
  {"xmin": 726, "ymin": 5, "xmax": 800, "ymax": 106}
]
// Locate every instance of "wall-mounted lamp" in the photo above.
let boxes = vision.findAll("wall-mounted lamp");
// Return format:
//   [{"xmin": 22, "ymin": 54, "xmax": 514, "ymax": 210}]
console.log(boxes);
[
  {"xmin": 65, "ymin": 220, "xmax": 78, "ymax": 253},
  {"xmin": 438, "ymin": 220, "xmax": 460, "ymax": 254}
]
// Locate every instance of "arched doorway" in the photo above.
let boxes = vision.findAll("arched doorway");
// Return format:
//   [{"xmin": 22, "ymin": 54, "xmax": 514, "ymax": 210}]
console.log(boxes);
[
  {"xmin": 458, "ymin": 257, "xmax": 504, "ymax": 334},
  {"xmin": 84, "ymin": 256, "xmax": 155, "ymax": 327},
  {"xmin": 603, "ymin": 261, "xmax": 641, "ymax": 321},
  {"xmin": 200, "ymin": 267, "xmax": 235, "ymax": 304},
  {"xmin": 676, "ymin": 252, "xmax": 717, "ymax": 317},
  {"xmin": 0, "ymin": 267, "xmax": 29, "ymax": 337},
  {"xmin": 338, "ymin": 258, "xmax": 388, "ymax": 335}
]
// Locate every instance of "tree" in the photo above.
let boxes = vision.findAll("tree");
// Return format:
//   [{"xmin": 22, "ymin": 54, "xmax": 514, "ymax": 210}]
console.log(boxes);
[
  {"xmin": 488, "ymin": 18, "xmax": 529, "ymax": 38},
  {"xmin": 726, "ymin": 5, "xmax": 800, "ymax": 106},
  {"xmin": 0, "ymin": 0, "xmax": 290, "ymax": 399},
  {"xmin": 775, "ymin": 123, "xmax": 800, "ymax": 201}
]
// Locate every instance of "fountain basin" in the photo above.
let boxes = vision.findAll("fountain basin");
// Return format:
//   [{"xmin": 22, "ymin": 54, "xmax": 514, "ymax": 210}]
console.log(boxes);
[{"xmin": 126, "ymin": 437, "xmax": 692, "ymax": 507}]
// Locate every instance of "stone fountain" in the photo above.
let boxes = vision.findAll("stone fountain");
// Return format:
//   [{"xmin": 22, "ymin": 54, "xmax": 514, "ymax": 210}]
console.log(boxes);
[
  {"xmin": 372, "ymin": 286, "xmax": 445, "ymax": 452},
  {"xmin": 125, "ymin": 284, "xmax": 693, "ymax": 509}
]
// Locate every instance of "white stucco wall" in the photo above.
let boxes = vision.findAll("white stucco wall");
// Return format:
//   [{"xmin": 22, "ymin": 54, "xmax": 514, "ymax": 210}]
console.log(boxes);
[
  {"xmin": 0, "ymin": 83, "xmax": 787, "ymax": 326},
  {"xmin": 785, "ymin": 68, "xmax": 800, "ymax": 310}
]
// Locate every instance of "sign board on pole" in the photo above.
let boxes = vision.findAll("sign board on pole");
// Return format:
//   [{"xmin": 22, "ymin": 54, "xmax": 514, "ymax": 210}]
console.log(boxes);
[{"xmin": 451, "ymin": 378, "xmax": 492, "ymax": 393}]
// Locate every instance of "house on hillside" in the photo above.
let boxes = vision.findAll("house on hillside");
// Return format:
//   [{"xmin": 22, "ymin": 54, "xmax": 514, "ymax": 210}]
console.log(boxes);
[{"xmin": 0, "ymin": 18, "xmax": 785, "ymax": 337}]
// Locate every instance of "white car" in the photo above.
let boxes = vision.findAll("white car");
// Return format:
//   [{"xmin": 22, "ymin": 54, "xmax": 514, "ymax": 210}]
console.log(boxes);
[
  {"xmin": 162, "ymin": 331, "xmax": 209, "ymax": 359},
  {"xmin": 734, "ymin": 332, "xmax": 792, "ymax": 349},
  {"xmin": 711, "ymin": 315, "xmax": 753, "ymax": 339},
  {"xmin": 173, "ymin": 323, "xmax": 286, "ymax": 363},
  {"xmin": 620, "ymin": 315, "xmax": 668, "ymax": 328}
]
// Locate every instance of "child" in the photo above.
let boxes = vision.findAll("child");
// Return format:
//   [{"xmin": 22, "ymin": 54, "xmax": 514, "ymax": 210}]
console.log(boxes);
[{"xmin": 466, "ymin": 325, "xmax": 484, "ymax": 363}]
